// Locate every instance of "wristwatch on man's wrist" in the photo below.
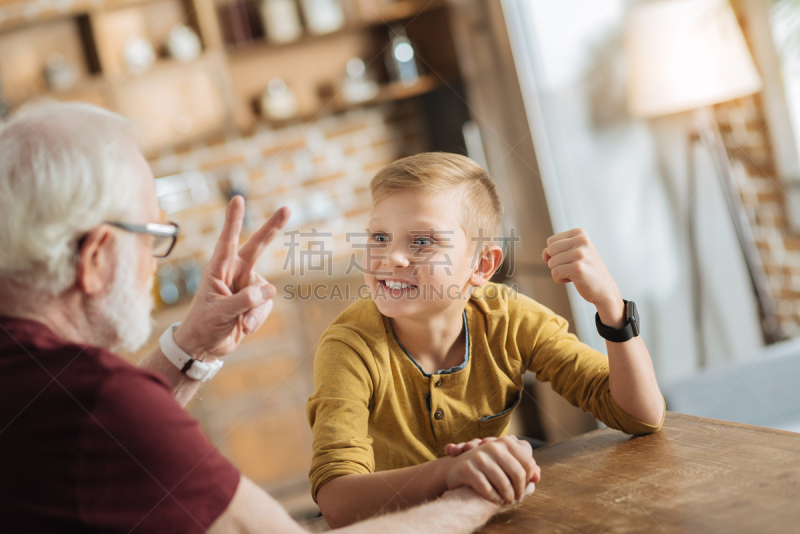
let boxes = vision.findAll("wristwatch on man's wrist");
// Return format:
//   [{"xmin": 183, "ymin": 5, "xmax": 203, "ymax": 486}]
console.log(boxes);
[
  {"xmin": 159, "ymin": 322, "xmax": 223, "ymax": 381},
  {"xmin": 595, "ymin": 300, "xmax": 640, "ymax": 343}
]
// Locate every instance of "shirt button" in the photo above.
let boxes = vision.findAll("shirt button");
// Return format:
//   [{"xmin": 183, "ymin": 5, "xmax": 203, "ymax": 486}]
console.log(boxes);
[
  {"xmin": 434, "ymin": 410, "xmax": 444, "ymax": 420},
  {"xmin": 435, "ymin": 379, "xmax": 443, "ymax": 388}
]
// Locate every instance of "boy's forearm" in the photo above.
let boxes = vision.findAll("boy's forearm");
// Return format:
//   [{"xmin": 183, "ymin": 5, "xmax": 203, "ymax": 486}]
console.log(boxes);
[
  {"xmin": 541, "ymin": 229, "xmax": 663, "ymax": 426},
  {"xmin": 606, "ymin": 336, "xmax": 664, "ymax": 426},
  {"xmin": 317, "ymin": 456, "xmax": 457, "ymax": 528},
  {"xmin": 596, "ymin": 298, "xmax": 664, "ymax": 427},
  {"xmin": 337, "ymin": 487, "xmax": 500, "ymax": 534}
]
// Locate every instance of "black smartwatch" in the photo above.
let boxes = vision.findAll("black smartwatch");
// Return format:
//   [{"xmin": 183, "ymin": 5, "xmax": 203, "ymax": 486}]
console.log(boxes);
[{"xmin": 595, "ymin": 300, "xmax": 640, "ymax": 342}]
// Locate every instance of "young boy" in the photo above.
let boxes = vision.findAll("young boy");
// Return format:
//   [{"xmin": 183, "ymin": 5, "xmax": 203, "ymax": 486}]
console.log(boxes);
[{"xmin": 306, "ymin": 153, "xmax": 664, "ymax": 527}]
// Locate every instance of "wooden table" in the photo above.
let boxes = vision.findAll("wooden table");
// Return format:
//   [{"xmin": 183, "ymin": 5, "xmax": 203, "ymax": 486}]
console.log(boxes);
[{"xmin": 479, "ymin": 412, "xmax": 800, "ymax": 533}]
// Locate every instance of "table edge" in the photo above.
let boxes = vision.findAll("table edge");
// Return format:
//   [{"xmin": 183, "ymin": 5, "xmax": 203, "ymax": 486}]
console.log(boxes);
[{"xmin": 535, "ymin": 412, "xmax": 800, "ymax": 452}]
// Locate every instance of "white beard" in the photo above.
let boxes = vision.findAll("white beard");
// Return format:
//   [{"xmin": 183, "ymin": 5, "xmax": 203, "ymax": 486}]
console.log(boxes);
[{"xmin": 88, "ymin": 239, "xmax": 154, "ymax": 354}]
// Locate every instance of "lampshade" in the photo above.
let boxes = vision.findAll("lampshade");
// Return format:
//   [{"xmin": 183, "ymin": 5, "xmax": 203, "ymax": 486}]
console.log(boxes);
[{"xmin": 626, "ymin": 0, "xmax": 763, "ymax": 119}]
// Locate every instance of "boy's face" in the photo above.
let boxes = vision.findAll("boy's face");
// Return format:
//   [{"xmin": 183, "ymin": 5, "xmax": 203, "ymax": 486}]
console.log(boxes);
[{"xmin": 365, "ymin": 189, "xmax": 479, "ymax": 319}]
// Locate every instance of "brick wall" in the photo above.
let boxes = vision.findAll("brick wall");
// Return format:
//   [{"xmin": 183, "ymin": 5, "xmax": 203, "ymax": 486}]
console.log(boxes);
[{"xmin": 715, "ymin": 95, "xmax": 800, "ymax": 338}]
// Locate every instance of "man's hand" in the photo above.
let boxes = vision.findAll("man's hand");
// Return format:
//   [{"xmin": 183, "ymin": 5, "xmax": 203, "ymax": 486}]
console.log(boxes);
[
  {"xmin": 443, "ymin": 436, "xmax": 540, "ymax": 505},
  {"xmin": 173, "ymin": 196, "xmax": 290, "ymax": 359},
  {"xmin": 542, "ymin": 228, "xmax": 625, "ymax": 327}
]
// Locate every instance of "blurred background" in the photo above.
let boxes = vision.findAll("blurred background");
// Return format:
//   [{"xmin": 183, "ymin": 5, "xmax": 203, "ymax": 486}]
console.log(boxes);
[{"xmin": 3, "ymin": 0, "xmax": 800, "ymax": 520}]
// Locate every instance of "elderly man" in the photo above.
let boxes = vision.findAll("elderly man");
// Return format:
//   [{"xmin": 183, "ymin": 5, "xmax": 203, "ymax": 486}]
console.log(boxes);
[{"xmin": 0, "ymin": 102, "xmax": 539, "ymax": 533}]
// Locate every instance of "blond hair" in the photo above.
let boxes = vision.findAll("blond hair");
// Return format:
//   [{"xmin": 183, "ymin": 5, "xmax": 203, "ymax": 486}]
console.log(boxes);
[{"xmin": 370, "ymin": 152, "xmax": 503, "ymax": 246}]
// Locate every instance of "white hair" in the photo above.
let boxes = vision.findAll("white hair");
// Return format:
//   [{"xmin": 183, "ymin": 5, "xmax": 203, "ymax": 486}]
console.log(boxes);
[
  {"xmin": 87, "ymin": 232, "xmax": 154, "ymax": 353},
  {"xmin": 0, "ymin": 101, "xmax": 144, "ymax": 299}
]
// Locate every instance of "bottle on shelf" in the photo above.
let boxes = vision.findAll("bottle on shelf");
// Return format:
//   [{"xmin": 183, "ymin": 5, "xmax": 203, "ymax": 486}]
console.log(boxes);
[
  {"xmin": 386, "ymin": 26, "xmax": 421, "ymax": 86},
  {"xmin": 157, "ymin": 268, "xmax": 181, "ymax": 306},
  {"xmin": 340, "ymin": 57, "xmax": 379, "ymax": 104},
  {"xmin": 122, "ymin": 36, "xmax": 156, "ymax": 74},
  {"xmin": 260, "ymin": 0, "xmax": 303, "ymax": 44},
  {"xmin": 166, "ymin": 25, "xmax": 202, "ymax": 61},
  {"xmin": 219, "ymin": 0, "xmax": 256, "ymax": 47},
  {"xmin": 260, "ymin": 77, "xmax": 298, "ymax": 120},
  {"xmin": 44, "ymin": 53, "xmax": 77, "ymax": 91}
]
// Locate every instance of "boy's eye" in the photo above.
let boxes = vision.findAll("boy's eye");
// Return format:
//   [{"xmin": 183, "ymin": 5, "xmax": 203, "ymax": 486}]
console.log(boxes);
[
  {"xmin": 413, "ymin": 236, "xmax": 433, "ymax": 246},
  {"xmin": 371, "ymin": 233, "xmax": 390, "ymax": 243}
]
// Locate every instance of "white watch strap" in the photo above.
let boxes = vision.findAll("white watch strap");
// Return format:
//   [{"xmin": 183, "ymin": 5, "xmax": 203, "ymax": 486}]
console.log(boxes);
[{"xmin": 159, "ymin": 322, "xmax": 223, "ymax": 382}]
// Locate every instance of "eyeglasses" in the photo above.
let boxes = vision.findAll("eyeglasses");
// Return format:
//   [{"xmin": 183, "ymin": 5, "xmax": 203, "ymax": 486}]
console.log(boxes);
[{"xmin": 106, "ymin": 221, "xmax": 180, "ymax": 258}]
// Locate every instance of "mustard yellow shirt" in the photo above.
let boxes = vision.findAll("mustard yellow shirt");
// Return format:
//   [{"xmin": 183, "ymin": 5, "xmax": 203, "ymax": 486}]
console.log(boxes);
[{"xmin": 306, "ymin": 283, "xmax": 662, "ymax": 501}]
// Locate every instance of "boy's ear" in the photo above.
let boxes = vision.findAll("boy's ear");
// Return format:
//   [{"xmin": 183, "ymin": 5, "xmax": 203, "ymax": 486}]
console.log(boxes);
[{"xmin": 469, "ymin": 245, "xmax": 504, "ymax": 286}]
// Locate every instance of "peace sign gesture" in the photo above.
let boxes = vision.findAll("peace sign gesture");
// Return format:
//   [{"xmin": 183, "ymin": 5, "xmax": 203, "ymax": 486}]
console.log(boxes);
[{"xmin": 173, "ymin": 196, "xmax": 291, "ymax": 360}]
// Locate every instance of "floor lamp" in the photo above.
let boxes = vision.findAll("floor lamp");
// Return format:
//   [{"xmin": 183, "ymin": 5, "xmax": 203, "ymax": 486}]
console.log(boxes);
[{"xmin": 626, "ymin": 0, "xmax": 784, "ymax": 366}]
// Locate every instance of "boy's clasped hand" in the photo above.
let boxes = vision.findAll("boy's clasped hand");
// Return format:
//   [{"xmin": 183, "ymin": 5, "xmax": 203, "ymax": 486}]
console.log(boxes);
[{"xmin": 443, "ymin": 436, "xmax": 540, "ymax": 505}]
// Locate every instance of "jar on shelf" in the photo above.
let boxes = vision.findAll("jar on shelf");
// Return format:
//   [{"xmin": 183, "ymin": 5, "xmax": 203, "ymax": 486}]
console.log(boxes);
[
  {"xmin": 340, "ymin": 57, "xmax": 379, "ymax": 104},
  {"xmin": 260, "ymin": 78, "xmax": 298, "ymax": 120},
  {"xmin": 299, "ymin": 0, "xmax": 346, "ymax": 35},
  {"xmin": 260, "ymin": 0, "xmax": 303, "ymax": 44},
  {"xmin": 122, "ymin": 36, "xmax": 156, "ymax": 74},
  {"xmin": 166, "ymin": 25, "xmax": 202, "ymax": 61},
  {"xmin": 44, "ymin": 53, "xmax": 77, "ymax": 91}
]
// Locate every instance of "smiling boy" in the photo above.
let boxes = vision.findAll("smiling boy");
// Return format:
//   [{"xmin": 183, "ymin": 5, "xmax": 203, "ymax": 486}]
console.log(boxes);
[{"xmin": 306, "ymin": 152, "xmax": 664, "ymax": 527}]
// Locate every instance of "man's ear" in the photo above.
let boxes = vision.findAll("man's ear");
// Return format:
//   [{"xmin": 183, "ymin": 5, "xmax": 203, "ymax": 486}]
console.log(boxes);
[
  {"xmin": 469, "ymin": 245, "xmax": 504, "ymax": 287},
  {"xmin": 76, "ymin": 226, "xmax": 116, "ymax": 296}
]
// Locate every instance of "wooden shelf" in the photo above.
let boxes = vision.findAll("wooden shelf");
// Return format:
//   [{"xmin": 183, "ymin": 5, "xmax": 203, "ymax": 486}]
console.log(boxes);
[
  {"xmin": 101, "ymin": 51, "xmax": 212, "ymax": 83},
  {"xmin": 248, "ymin": 73, "xmax": 444, "ymax": 132},
  {"xmin": 0, "ymin": 0, "xmax": 459, "ymax": 157},
  {"xmin": 0, "ymin": 1, "xmax": 91, "ymax": 32},
  {"xmin": 5, "ymin": 52, "xmax": 217, "ymax": 112},
  {"xmin": 371, "ymin": 0, "xmax": 445, "ymax": 20},
  {"xmin": 224, "ymin": 0, "xmax": 447, "ymax": 58},
  {"xmin": 226, "ymin": 22, "xmax": 366, "ymax": 59},
  {"xmin": 4, "ymin": 74, "xmax": 110, "ymax": 110},
  {"xmin": 379, "ymin": 73, "xmax": 441, "ymax": 101},
  {"xmin": 0, "ymin": 0, "xmax": 169, "ymax": 32}
]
